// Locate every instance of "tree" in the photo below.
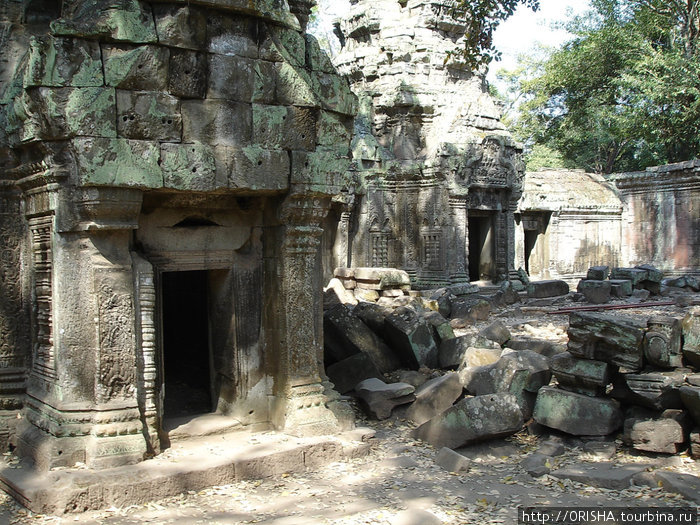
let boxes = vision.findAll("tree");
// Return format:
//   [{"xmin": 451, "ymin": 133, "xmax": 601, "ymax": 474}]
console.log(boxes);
[
  {"xmin": 510, "ymin": 0, "xmax": 700, "ymax": 173},
  {"xmin": 450, "ymin": 0, "xmax": 540, "ymax": 69}
]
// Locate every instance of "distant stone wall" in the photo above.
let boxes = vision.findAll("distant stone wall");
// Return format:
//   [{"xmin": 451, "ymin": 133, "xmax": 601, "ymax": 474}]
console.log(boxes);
[
  {"xmin": 608, "ymin": 161, "xmax": 700, "ymax": 275},
  {"xmin": 516, "ymin": 170, "xmax": 623, "ymax": 281}
]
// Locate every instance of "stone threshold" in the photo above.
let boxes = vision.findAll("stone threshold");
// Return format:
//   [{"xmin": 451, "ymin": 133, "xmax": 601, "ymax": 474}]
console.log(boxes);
[{"xmin": 0, "ymin": 425, "xmax": 375, "ymax": 515}]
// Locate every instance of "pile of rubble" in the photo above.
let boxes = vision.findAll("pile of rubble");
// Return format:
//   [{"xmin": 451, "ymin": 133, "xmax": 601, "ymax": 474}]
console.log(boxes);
[{"xmin": 323, "ymin": 266, "xmax": 700, "ymax": 466}]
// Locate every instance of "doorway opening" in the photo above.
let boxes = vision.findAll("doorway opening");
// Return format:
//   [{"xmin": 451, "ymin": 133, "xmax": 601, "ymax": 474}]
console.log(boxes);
[
  {"xmin": 524, "ymin": 229, "xmax": 538, "ymax": 275},
  {"xmin": 468, "ymin": 215, "xmax": 495, "ymax": 282},
  {"xmin": 161, "ymin": 270, "xmax": 213, "ymax": 418}
]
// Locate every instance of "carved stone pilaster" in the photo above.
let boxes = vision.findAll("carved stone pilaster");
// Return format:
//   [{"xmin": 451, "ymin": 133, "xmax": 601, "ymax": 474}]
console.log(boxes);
[
  {"xmin": 448, "ymin": 196, "xmax": 470, "ymax": 283},
  {"xmin": 273, "ymin": 195, "xmax": 342, "ymax": 436},
  {"xmin": 288, "ymin": 0, "xmax": 315, "ymax": 31}
]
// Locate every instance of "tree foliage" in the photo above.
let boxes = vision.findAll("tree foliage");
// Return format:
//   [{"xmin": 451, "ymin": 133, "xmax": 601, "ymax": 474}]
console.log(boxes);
[
  {"xmin": 510, "ymin": 0, "xmax": 700, "ymax": 173},
  {"xmin": 450, "ymin": 0, "xmax": 540, "ymax": 69}
]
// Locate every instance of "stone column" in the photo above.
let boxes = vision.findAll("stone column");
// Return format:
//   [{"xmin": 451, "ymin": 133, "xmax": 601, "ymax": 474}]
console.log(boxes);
[
  {"xmin": 506, "ymin": 199, "xmax": 519, "ymax": 279},
  {"xmin": 448, "ymin": 196, "xmax": 470, "ymax": 283},
  {"xmin": 272, "ymin": 194, "xmax": 340, "ymax": 436}
]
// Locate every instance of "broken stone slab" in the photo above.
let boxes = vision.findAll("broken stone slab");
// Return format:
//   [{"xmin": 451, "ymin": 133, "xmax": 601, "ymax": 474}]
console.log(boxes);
[
  {"xmin": 533, "ymin": 386, "xmax": 623, "ymax": 436},
  {"xmin": 636, "ymin": 264, "xmax": 663, "ymax": 283},
  {"xmin": 422, "ymin": 310, "xmax": 455, "ymax": 347},
  {"xmin": 582, "ymin": 441, "xmax": 617, "ymax": 458},
  {"xmin": 643, "ymin": 316, "xmax": 683, "ymax": 368},
  {"xmin": 526, "ymin": 280, "xmax": 569, "ymax": 298},
  {"xmin": 447, "ymin": 283, "xmax": 479, "ymax": 296},
  {"xmin": 612, "ymin": 370, "xmax": 684, "ymax": 411},
  {"xmin": 439, "ymin": 333, "xmax": 500, "ymax": 369},
  {"xmin": 577, "ymin": 280, "xmax": 611, "ymax": 304},
  {"xmin": 323, "ymin": 278, "xmax": 358, "ymax": 309},
  {"xmin": 654, "ymin": 471, "xmax": 700, "ymax": 503},
  {"xmin": 587, "ymin": 266, "xmax": 610, "ymax": 280},
  {"xmin": 412, "ymin": 393, "xmax": 524, "ymax": 449},
  {"xmin": 520, "ymin": 453, "xmax": 552, "ymax": 477},
  {"xmin": 385, "ymin": 306, "xmax": 438, "ymax": 369},
  {"xmin": 624, "ymin": 410, "xmax": 689, "ymax": 454},
  {"xmin": 505, "ymin": 337, "xmax": 566, "ymax": 358},
  {"xmin": 490, "ymin": 282, "xmax": 521, "ymax": 307},
  {"xmin": 631, "ymin": 288, "xmax": 651, "ymax": 301},
  {"xmin": 353, "ymin": 301, "xmax": 392, "ymax": 335},
  {"xmin": 478, "ymin": 320, "xmax": 511, "ymax": 346},
  {"xmin": 449, "ymin": 295, "xmax": 491, "ymax": 323},
  {"xmin": 500, "ymin": 350, "xmax": 551, "ymax": 393},
  {"xmin": 429, "ymin": 288, "xmax": 455, "ymax": 318},
  {"xmin": 456, "ymin": 346, "xmax": 503, "ymax": 374},
  {"xmin": 688, "ymin": 374, "xmax": 700, "ymax": 387},
  {"xmin": 326, "ymin": 353, "xmax": 383, "ymax": 395},
  {"xmin": 680, "ymin": 386, "xmax": 700, "ymax": 426},
  {"xmin": 353, "ymin": 267, "xmax": 411, "ymax": 291},
  {"xmin": 610, "ymin": 267, "xmax": 648, "ymax": 286},
  {"xmin": 550, "ymin": 352, "xmax": 612, "ymax": 397},
  {"xmin": 395, "ymin": 370, "xmax": 429, "ymax": 388},
  {"xmin": 681, "ymin": 306, "xmax": 700, "ymax": 368},
  {"xmin": 435, "ymin": 447, "xmax": 471, "ymax": 473},
  {"xmin": 404, "ymin": 372, "xmax": 463, "ymax": 425},
  {"xmin": 567, "ymin": 311, "xmax": 646, "ymax": 372},
  {"xmin": 538, "ymin": 441, "xmax": 566, "ymax": 457},
  {"xmin": 609, "ymin": 279, "xmax": 634, "ymax": 297},
  {"xmin": 550, "ymin": 462, "xmax": 649, "ymax": 490},
  {"xmin": 691, "ymin": 430, "xmax": 700, "ymax": 458},
  {"xmin": 354, "ymin": 288, "xmax": 379, "ymax": 302},
  {"xmin": 355, "ymin": 378, "xmax": 416, "ymax": 420},
  {"xmin": 380, "ymin": 288, "xmax": 404, "ymax": 298},
  {"xmin": 323, "ymin": 303, "xmax": 401, "ymax": 373}
]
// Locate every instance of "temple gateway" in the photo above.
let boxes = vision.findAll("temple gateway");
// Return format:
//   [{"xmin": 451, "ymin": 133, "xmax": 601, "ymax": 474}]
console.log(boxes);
[{"xmin": 0, "ymin": 0, "xmax": 357, "ymax": 470}]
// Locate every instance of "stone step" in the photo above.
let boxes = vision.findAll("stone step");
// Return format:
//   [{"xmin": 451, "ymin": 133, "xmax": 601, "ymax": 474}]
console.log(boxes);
[{"xmin": 0, "ymin": 428, "xmax": 374, "ymax": 515}]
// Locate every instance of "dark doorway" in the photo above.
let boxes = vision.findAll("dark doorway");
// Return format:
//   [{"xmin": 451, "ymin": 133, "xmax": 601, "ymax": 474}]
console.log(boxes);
[
  {"xmin": 162, "ymin": 270, "xmax": 213, "ymax": 417},
  {"xmin": 524, "ymin": 229, "xmax": 538, "ymax": 275},
  {"xmin": 468, "ymin": 215, "xmax": 495, "ymax": 281}
]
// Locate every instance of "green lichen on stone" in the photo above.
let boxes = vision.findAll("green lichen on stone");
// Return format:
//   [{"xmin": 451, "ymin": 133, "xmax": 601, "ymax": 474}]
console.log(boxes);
[
  {"xmin": 50, "ymin": 0, "xmax": 157, "ymax": 44},
  {"xmin": 103, "ymin": 45, "xmax": 169, "ymax": 91},
  {"xmin": 162, "ymin": 0, "xmax": 300, "ymax": 30},
  {"xmin": 275, "ymin": 63, "xmax": 319, "ymax": 108},
  {"xmin": 317, "ymin": 111, "xmax": 352, "ymax": 147},
  {"xmin": 73, "ymin": 138, "xmax": 163, "ymax": 188},
  {"xmin": 64, "ymin": 87, "xmax": 117, "ymax": 137},
  {"xmin": 304, "ymin": 34, "xmax": 336, "ymax": 74},
  {"xmin": 310, "ymin": 72, "xmax": 357, "ymax": 116},
  {"xmin": 24, "ymin": 37, "xmax": 103, "ymax": 88},
  {"xmin": 291, "ymin": 146, "xmax": 352, "ymax": 195},
  {"xmin": 268, "ymin": 25, "xmax": 305, "ymax": 67},
  {"xmin": 161, "ymin": 142, "xmax": 221, "ymax": 192},
  {"xmin": 228, "ymin": 144, "xmax": 289, "ymax": 192}
]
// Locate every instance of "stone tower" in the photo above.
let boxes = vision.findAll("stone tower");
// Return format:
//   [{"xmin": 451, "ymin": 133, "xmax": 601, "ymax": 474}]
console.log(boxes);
[
  {"xmin": 330, "ymin": 0, "xmax": 524, "ymax": 287},
  {"xmin": 0, "ymin": 0, "xmax": 356, "ymax": 470}
]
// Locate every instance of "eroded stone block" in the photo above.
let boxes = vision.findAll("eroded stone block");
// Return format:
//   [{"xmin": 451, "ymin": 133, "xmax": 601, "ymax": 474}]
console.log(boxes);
[
  {"xmin": 404, "ymin": 372, "xmax": 462, "ymax": 425},
  {"xmin": 153, "ymin": 4, "xmax": 207, "ymax": 50},
  {"xmin": 24, "ymin": 37, "xmax": 103, "ymax": 88},
  {"xmin": 527, "ymin": 280, "xmax": 570, "ymax": 298},
  {"xmin": 533, "ymin": 386, "xmax": 623, "ymax": 436},
  {"xmin": 385, "ymin": 307, "xmax": 438, "ymax": 369},
  {"xmin": 550, "ymin": 352, "xmax": 611, "ymax": 397},
  {"xmin": 181, "ymin": 100, "xmax": 252, "ymax": 147},
  {"xmin": 116, "ymin": 90, "xmax": 181, "ymax": 141},
  {"xmin": 103, "ymin": 44, "xmax": 169, "ymax": 91},
  {"xmin": 168, "ymin": 49, "xmax": 207, "ymax": 99}
]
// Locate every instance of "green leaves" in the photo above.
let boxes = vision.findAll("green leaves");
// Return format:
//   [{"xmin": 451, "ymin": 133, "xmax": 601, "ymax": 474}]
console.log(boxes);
[{"xmin": 508, "ymin": 0, "xmax": 700, "ymax": 173}]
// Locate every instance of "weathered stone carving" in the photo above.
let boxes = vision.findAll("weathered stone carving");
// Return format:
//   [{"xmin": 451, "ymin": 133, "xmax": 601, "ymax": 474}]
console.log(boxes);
[
  {"xmin": 0, "ymin": 0, "xmax": 356, "ymax": 470},
  {"xmin": 331, "ymin": 0, "xmax": 524, "ymax": 287}
]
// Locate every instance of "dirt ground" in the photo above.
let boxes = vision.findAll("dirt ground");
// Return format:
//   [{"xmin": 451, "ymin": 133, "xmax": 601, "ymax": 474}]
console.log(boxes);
[{"xmin": 1, "ymin": 292, "xmax": 698, "ymax": 525}]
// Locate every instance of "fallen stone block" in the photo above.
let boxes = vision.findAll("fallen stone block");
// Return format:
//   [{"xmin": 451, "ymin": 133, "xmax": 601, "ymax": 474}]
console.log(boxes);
[
  {"xmin": 447, "ymin": 283, "xmax": 479, "ymax": 296},
  {"xmin": 577, "ymin": 280, "xmax": 611, "ymax": 304},
  {"xmin": 500, "ymin": 350, "xmax": 551, "ymax": 393},
  {"xmin": 587, "ymin": 266, "xmax": 610, "ymax": 280},
  {"xmin": 690, "ymin": 430, "xmax": 700, "ymax": 458},
  {"xmin": 355, "ymin": 378, "xmax": 416, "ymax": 420},
  {"xmin": 354, "ymin": 267, "xmax": 411, "ymax": 291},
  {"xmin": 324, "ymin": 278, "xmax": 358, "ymax": 308},
  {"xmin": 505, "ymin": 337, "xmax": 565, "ymax": 357},
  {"xmin": 354, "ymin": 288, "xmax": 379, "ymax": 302},
  {"xmin": 610, "ymin": 267, "xmax": 648, "ymax": 287},
  {"xmin": 526, "ymin": 280, "xmax": 569, "ymax": 298},
  {"xmin": 456, "ymin": 346, "xmax": 502, "ymax": 373},
  {"xmin": 412, "ymin": 393, "xmax": 523, "ymax": 449},
  {"xmin": 520, "ymin": 453, "xmax": 552, "ymax": 477},
  {"xmin": 643, "ymin": 316, "xmax": 683, "ymax": 368},
  {"xmin": 609, "ymin": 279, "xmax": 633, "ymax": 297},
  {"xmin": 353, "ymin": 301, "xmax": 392, "ymax": 335},
  {"xmin": 490, "ymin": 282, "xmax": 521, "ymax": 307},
  {"xmin": 567, "ymin": 311, "xmax": 646, "ymax": 372},
  {"xmin": 323, "ymin": 303, "xmax": 400, "ymax": 373},
  {"xmin": 435, "ymin": 447, "xmax": 471, "ymax": 473},
  {"xmin": 550, "ymin": 352, "xmax": 611, "ymax": 397},
  {"xmin": 636, "ymin": 264, "xmax": 663, "ymax": 283},
  {"xmin": 449, "ymin": 295, "xmax": 491, "ymax": 323},
  {"xmin": 429, "ymin": 288, "xmax": 455, "ymax": 318},
  {"xmin": 396, "ymin": 370, "xmax": 429, "ymax": 388},
  {"xmin": 682, "ymin": 306, "xmax": 700, "ymax": 368},
  {"xmin": 404, "ymin": 372, "xmax": 463, "ymax": 425},
  {"xmin": 655, "ymin": 471, "xmax": 700, "ymax": 503},
  {"xmin": 680, "ymin": 386, "xmax": 700, "ymax": 426},
  {"xmin": 583, "ymin": 441, "xmax": 617, "ymax": 458},
  {"xmin": 439, "ymin": 334, "xmax": 499, "ymax": 369},
  {"xmin": 385, "ymin": 307, "xmax": 438, "ymax": 369},
  {"xmin": 422, "ymin": 311, "xmax": 455, "ymax": 347},
  {"xmin": 550, "ymin": 462, "xmax": 649, "ymax": 490},
  {"xmin": 326, "ymin": 353, "xmax": 383, "ymax": 395},
  {"xmin": 538, "ymin": 441, "xmax": 566, "ymax": 457},
  {"xmin": 624, "ymin": 410, "xmax": 688, "ymax": 454},
  {"xmin": 612, "ymin": 371, "xmax": 684, "ymax": 410},
  {"xmin": 478, "ymin": 320, "xmax": 511, "ymax": 346},
  {"xmin": 533, "ymin": 386, "xmax": 623, "ymax": 436}
]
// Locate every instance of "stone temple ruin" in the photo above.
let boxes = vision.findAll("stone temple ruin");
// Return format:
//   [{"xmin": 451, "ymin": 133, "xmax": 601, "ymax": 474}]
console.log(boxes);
[
  {"xmin": 0, "ymin": 0, "xmax": 358, "ymax": 472},
  {"xmin": 326, "ymin": 0, "xmax": 524, "ymax": 288},
  {"xmin": 0, "ymin": 0, "xmax": 700, "ymax": 516}
]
